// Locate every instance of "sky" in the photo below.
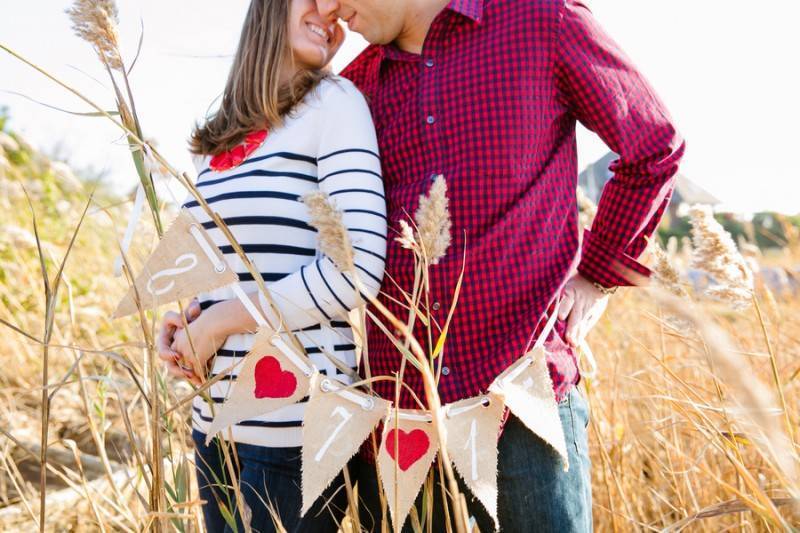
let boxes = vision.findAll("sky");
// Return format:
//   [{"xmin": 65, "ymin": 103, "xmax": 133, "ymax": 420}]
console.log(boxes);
[{"xmin": 1, "ymin": 1, "xmax": 798, "ymax": 215}]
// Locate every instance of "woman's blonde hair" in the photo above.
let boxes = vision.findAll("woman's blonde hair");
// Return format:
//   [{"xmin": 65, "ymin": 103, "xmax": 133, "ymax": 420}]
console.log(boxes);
[{"xmin": 190, "ymin": 0, "xmax": 327, "ymax": 156}]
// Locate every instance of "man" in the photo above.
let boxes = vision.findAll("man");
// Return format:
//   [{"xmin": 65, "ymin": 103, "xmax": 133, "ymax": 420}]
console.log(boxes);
[{"xmin": 317, "ymin": 0, "xmax": 685, "ymax": 530}]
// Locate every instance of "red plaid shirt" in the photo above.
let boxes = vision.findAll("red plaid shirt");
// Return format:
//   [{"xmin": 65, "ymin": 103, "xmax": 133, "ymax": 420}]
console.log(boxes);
[{"xmin": 342, "ymin": 0, "xmax": 684, "ymax": 407}]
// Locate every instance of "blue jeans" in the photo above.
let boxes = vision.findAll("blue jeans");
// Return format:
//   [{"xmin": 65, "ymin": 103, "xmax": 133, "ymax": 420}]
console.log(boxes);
[
  {"xmin": 355, "ymin": 387, "xmax": 593, "ymax": 532},
  {"xmin": 192, "ymin": 430, "xmax": 350, "ymax": 533}
]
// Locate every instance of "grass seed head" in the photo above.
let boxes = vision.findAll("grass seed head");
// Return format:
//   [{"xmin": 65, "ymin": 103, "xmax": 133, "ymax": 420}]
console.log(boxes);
[
  {"xmin": 414, "ymin": 174, "xmax": 451, "ymax": 265},
  {"xmin": 66, "ymin": 0, "xmax": 123, "ymax": 71},
  {"xmin": 689, "ymin": 204, "xmax": 754, "ymax": 308},
  {"xmin": 302, "ymin": 190, "xmax": 354, "ymax": 272},
  {"xmin": 395, "ymin": 219, "xmax": 418, "ymax": 252},
  {"xmin": 650, "ymin": 240, "xmax": 688, "ymax": 298}
]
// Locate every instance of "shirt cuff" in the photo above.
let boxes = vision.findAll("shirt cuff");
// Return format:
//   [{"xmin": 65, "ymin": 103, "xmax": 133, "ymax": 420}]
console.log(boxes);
[{"xmin": 577, "ymin": 229, "xmax": 652, "ymax": 288}]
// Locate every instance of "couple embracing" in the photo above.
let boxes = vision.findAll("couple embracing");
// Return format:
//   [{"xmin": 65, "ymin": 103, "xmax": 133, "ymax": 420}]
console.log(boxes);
[{"xmin": 156, "ymin": 0, "xmax": 684, "ymax": 531}]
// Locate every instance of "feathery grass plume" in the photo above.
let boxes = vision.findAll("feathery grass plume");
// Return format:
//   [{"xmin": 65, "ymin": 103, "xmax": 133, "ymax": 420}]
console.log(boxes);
[
  {"xmin": 414, "ymin": 174, "xmax": 451, "ymax": 264},
  {"xmin": 649, "ymin": 238, "xmax": 688, "ymax": 298},
  {"xmin": 395, "ymin": 219, "xmax": 418, "ymax": 252},
  {"xmin": 302, "ymin": 190, "xmax": 354, "ymax": 272},
  {"xmin": 66, "ymin": 0, "xmax": 123, "ymax": 71},
  {"xmin": 689, "ymin": 205, "xmax": 753, "ymax": 308}
]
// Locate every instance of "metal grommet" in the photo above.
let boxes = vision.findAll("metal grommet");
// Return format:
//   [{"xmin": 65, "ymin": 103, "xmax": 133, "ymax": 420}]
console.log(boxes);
[
  {"xmin": 214, "ymin": 263, "xmax": 226, "ymax": 273},
  {"xmin": 320, "ymin": 379, "xmax": 333, "ymax": 393},
  {"xmin": 362, "ymin": 397, "xmax": 375, "ymax": 411}
]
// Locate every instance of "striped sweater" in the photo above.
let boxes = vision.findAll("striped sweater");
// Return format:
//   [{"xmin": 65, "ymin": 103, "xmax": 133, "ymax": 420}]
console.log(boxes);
[{"xmin": 184, "ymin": 77, "xmax": 387, "ymax": 447}]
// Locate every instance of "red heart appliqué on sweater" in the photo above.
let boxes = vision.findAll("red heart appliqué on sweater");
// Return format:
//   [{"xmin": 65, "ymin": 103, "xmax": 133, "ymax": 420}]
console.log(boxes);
[
  {"xmin": 386, "ymin": 428, "xmax": 430, "ymax": 471},
  {"xmin": 209, "ymin": 130, "xmax": 268, "ymax": 172},
  {"xmin": 253, "ymin": 355, "xmax": 297, "ymax": 399}
]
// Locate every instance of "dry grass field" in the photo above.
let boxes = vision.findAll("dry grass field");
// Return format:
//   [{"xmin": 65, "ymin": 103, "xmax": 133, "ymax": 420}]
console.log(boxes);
[{"xmin": 1, "ymin": 122, "xmax": 798, "ymax": 532}]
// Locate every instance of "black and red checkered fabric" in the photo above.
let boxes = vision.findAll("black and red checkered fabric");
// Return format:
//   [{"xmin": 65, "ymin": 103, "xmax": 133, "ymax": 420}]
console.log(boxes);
[{"xmin": 342, "ymin": 0, "xmax": 685, "ymax": 407}]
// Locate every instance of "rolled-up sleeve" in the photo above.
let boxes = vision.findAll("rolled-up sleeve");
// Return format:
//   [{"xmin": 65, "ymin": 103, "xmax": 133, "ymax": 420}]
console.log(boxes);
[{"xmin": 555, "ymin": 0, "xmax": 686, "ymax": 287}]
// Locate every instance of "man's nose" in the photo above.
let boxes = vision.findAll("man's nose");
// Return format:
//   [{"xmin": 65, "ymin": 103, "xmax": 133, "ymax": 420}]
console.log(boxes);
[{"xmin": 316, "ymin": 0, "xmax": 340, "ymax": 20}]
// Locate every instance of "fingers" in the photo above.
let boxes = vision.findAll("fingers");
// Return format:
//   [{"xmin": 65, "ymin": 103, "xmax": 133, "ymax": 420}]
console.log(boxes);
[
  {"xmin": 162, "ymin": 310, "xmax": 185, "ymax": 329},
  {"xmin": 185, "ymin": 299, "xmax": 202, "ymax": 323},
  {"xmin": 157, "ymin": 325, "xmax": 179, "ymax": 362},
  {"xmin": 564, "ymin": 302, "xmax": 583, "ymax": 347},
  {"xmin": 557, "ymin": 289, "xmax": 575, "ymax": 321},
  {"xmin": 171, "ymin": 329, "xmax": 206, "ymax": 385}
]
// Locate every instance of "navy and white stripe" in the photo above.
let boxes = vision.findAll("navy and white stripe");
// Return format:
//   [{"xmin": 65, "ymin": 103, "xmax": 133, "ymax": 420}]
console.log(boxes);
[{"xmin": 186, "ymin": 77, "xmax": 386, "ymax": 448}]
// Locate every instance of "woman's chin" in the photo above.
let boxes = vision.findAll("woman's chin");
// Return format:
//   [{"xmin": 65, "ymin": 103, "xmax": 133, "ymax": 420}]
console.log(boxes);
[{"xmin": 295, "ymin": 48, "xmax": 334, "ymax": 70}]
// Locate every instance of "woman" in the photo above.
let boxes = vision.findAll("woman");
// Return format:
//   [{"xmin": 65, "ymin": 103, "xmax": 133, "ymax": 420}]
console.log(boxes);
[{"xmin": 156, "ymin": 1, "xmax": 386, "ymax": 531}]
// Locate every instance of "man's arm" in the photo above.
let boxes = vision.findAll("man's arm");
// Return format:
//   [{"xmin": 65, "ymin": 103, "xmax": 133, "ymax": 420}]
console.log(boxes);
[
  {"xmin": 557, "ymin": 0, "xmax": 685, "ymax": 288},
  {"xmin": 554, "ymin": 0, "xmax": 686, "ymax": 344}
]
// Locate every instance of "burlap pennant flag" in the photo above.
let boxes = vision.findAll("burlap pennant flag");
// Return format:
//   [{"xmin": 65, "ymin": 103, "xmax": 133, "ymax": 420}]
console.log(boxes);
[
  {"xmin": 301, "ymin": 375, "xmax": 390, "ymax": 515},
  {"xmin": 489, "ymin": 346, "xmax": 569, "ymax": 470},
  {"xmin": 113, "ymin": 209, "xmax": 237, "ymax": 318},
  {"xmin": 205, "ymin": 328, "xmax": 315, "ymax": 444},
  {"xmin": 443, "ymin": 394, "xmax": 505, "ymax": 528},
  {"xmin": 377, "ymin": 409, "xmax": 439, "ymax": 531}
]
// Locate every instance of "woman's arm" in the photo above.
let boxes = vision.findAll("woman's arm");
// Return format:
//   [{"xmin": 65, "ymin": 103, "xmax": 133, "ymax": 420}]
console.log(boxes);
[
  {"xmin": 257, "ymin": 79, "xmax": 387, "ymax": 330},
  {"xmin": 170, "ymin": 81, "xmax": 387, "ymax": 369}
]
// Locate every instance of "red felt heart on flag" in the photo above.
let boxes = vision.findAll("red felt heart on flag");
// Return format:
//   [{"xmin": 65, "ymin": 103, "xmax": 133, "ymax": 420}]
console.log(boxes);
[
  {"xmin": 253, "ymin": 355, "xmax": 297, "ymax": 399},
  {"xmin": 386, "ymin": 428, "xmax": 430, "ymax": 471}
]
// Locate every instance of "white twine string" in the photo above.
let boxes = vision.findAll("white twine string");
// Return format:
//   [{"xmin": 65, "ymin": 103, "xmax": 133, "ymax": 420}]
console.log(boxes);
[
  {"xmin": 270, "ymin": 334, "xmax": 313, "ymax": 377},
  {"xmin": 113, "ymin": 183, "xmax": 145, "ymax": 277},
  {"xmin": 186, "ymin": 222, "xmax": 269, "ymax": 329},
  {"xmin": 231, "ymin": 283, "xmax": 268, "ymax": 328},
  {"xmin": 188, "ymin": 224, "xmax": 226, "ymax": 273},
  {"xmin": 320, "ymin": 378, "xmax": 376, "ymax": 411},
  {"xmin": 445, "ymin": 396, "xmax": 491, "ymax": 419},
  {"xmin": 502, "ymin": 303, "xmax": 561, "ymax": 385},
  {"xmin": 388, "ymin": 410, "xmax": 433, "ymax": 423}
]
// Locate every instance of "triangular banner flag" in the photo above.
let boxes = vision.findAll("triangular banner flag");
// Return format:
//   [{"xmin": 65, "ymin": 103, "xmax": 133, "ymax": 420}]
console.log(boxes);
[
  {"xmin": 489, "ymin": 346, "xmax": 569, "ymax": 470},
  {"xmin": 377, "ymin": 409, "xmax": 439, "ymax": 531},
  {"xmin": 205, "ymin": 328, "xmax": 316, "ymax": 444},
  {"xmin": 443, "ymin": 394, "xmax": 505, "ymax": 528},
  {"xmin": 113, "ymin": 209, "xmax": 237, "ymax": 318},
  {"xmin": 301, "ymin": 375, "xmax": 390, "ymax": 515}
]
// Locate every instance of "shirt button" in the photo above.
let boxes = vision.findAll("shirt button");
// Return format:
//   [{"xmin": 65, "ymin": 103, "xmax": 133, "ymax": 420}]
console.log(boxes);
[
  {"xmin": 442, "ymin": 366, "xmax": 451, "ymax": 376},
  {"xmin": 425, "ymin": 58, "xmax": 435, "ymax": 68},
  {"xmin": 426, "ymin": 115, "xmax": 435, "ymax": 125},
  {"xmin": 432, "ymin": 301, "xmax": 441, "ymax": 311}
]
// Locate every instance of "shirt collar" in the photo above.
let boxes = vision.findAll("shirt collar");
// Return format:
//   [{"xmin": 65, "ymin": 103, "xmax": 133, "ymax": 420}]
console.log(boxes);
[
  {"xmin": 447, "ymin": 0, "xmax": 484, "ymax": 23},
  {"xmin": 375, "ymin": 0, "xmax": 485, "ymax": 64}
]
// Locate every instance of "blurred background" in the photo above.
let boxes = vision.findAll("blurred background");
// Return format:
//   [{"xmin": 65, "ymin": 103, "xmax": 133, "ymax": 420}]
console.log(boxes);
[{"xmin": 2, "ymin": 0, "xmax": 799, "ymax": 216}]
